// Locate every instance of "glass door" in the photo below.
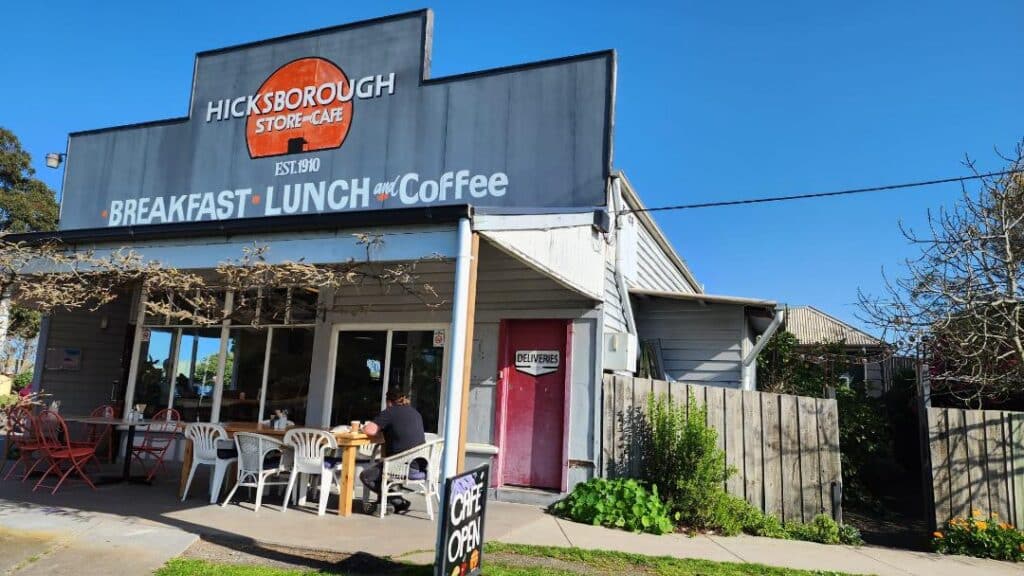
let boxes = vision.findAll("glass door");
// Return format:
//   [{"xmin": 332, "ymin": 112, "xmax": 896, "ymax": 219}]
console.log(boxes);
[{"xmin": 331, "ymin": 328, "xmax": 446, "ymax": 432}]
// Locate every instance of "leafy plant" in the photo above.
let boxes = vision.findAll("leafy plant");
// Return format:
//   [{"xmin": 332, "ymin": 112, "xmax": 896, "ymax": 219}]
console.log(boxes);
[
  {"xmin": 784, "ymin": 514, "xmax": 862, "ymax": 546},
  {"xmin": 12, "ymin": 372, "xmax": 32, "ymax": 391},
  {"xmin": 550, "ymin": 478, "xmax": 674, "ymax": 535},
  {"xmin": 834, "ymin": 384, "xmax": 891, "ymax": 507},
  {"xmin": 933, "ymin": 511, "xmax": 1024, "ymax": 562},
  {"xmin": 645, "ymin": 392, "xmax": 732, "ymax": 530}
]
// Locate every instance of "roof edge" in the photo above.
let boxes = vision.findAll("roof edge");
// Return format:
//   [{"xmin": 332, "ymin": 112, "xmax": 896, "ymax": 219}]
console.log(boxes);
[
  {"xmin": 615, "ymin": 171, "xmax": 702, "ymax": 293},
  {"xmin": 4, "ymin": 205, "xmax": 472, "ymax": 246},
  {"xmin": 630, "ymin": 287, "xmax": 776, "ymax": 309}
]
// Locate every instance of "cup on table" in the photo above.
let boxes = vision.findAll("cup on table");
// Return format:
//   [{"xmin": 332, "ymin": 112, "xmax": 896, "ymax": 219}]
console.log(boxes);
[{"xmin": 350, "ymin": 420, "xmax": 361, "ymax": 434}]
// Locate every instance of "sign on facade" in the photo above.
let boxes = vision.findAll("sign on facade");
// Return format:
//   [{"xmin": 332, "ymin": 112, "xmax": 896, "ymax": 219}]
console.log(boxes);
[
  {"xmin": 436, "ymin": 464, "xmax": 488, "ymax": 576},
  {"xmin": 514, "ymin": 350, "xmax": 560, "ymax": 376},
  {"xmin": 59, "ymin": 10, "xmax": 613, "ymax": 231}
]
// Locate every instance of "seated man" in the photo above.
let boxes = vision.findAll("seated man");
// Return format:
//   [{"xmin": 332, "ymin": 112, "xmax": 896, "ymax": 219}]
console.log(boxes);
[{"xmin": 360, "ymin": 387, "xmax": 426, "ymax": 514}]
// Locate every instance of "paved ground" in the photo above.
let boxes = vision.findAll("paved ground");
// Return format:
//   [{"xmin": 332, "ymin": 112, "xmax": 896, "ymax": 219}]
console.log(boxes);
[
  {"xmin": 0, "ymin": 499, "xmax": 196, "ymax": 576},
  {"xmin": 0, "ymin": 463, "xmax": 1018, "ymax": 575}
]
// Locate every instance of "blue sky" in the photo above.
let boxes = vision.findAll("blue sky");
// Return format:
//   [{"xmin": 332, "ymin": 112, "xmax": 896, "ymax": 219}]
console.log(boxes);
[{"xmin": 3, "ymin": 1, "xmax": 1021, "ymax": 332}]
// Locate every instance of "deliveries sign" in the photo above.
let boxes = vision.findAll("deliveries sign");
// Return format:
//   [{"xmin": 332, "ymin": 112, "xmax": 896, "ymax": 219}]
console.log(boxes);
[{"xmin": 436, "ymin": 465, "xmax": 489, "ymax": 576}]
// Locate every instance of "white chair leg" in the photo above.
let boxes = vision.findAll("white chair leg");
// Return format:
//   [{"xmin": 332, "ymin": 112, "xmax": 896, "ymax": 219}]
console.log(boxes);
[
  {"xmin": 221, "ymin": 480, "xmax": 240, "ymax": 508},
  {"xmin": 378, "ymin": 478, "xmax": 388, "ymax": 519},
  {"xmin": 181, "ymin": 461, "xmax": 199, "ymax": 502},
  {"xmin": 297, "ymin": 473, "xmax": 308, "ymax": 507},
  {"xmin": 210, "ymin": 461, "xmax": 229, "ymax": 505},
  {"xmin": 281, "ymin": 472, "xmax": 298, "ymax": 513},
  {"xmin": 424, "ymin": 489, "xmax": 434, "ymax": 521},
  {"xmin": 254, "ymin": 478, "xmax": 265, "ymax": 513},
  {"xmin": 317, "ymin": 473, "xmax": 331, "ymax": 516}
]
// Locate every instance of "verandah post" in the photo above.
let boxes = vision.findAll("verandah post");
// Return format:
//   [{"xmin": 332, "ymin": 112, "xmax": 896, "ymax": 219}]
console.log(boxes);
[{"xmin": 436, "ymin": 216, "xmax": 475, "ymax": 560}]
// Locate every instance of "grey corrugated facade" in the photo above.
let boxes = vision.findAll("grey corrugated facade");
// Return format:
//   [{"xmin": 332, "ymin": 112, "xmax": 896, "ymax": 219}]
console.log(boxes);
[{"xmin": 59, "ymin": 10, "xmax": 612, "ymax": 231}]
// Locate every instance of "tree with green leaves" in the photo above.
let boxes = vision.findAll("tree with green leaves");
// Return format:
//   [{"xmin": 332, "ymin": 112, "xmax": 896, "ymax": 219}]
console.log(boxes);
[
  {"xmin": 0, "ymin": 127, "xmax": 59, "ymax": 234},
  {"xmin": 0, "ymin": 127, "xmax": 60, "ymax": 373}
]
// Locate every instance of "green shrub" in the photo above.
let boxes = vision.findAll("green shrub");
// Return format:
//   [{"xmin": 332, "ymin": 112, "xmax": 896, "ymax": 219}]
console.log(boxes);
[
  {"xmin": 12, "ymin": 372, "xmax": 32, "ymax": 391},
  {"xmin": 640, "ymin": 392, "xmax": 861, "ymax": 545},
  {"xmin": 933, "ymin": 513, "xmax": 1024, "ymax": 562},
  {"xmin": 778, "ymin": 514, "xmax": 862, "ymax": 545},
  {"xmin": 645, "ymin": 393, "xmax": 731, "ymax": 530},
  {"xmin": 550, "ymin": 478, "xmax": 674, "ymax": 535}
]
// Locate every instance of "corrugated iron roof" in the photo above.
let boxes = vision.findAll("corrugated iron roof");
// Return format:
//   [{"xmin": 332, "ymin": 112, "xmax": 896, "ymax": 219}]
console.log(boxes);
[{"xmin": 785, "ymin": 306, "xmax": 883, "ymax": 347}]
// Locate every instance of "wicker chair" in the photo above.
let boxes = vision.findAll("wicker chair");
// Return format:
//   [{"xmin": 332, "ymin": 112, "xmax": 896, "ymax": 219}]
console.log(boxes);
[
  {"xmin": 221, "ymin": 432, "xmax": 292, "ymax": 512},
  {"xmin": 363, "ymin": 437, "xmax": 444, "ymax": 519}
]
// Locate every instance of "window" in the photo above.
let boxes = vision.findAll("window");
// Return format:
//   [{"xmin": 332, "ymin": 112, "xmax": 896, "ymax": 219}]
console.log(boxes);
[
  {"xmin": 331, "ymin": 328, "xmax": 446, "ymax": 433},
  {"xmin": 219, "ymin": 326, "xmax": 314, "ymax": 424},
  {"xmin": 134, "ymin": 289, "xmax": 317, "ymax": 423},
  {"xmin": 172, "ymin": 328, "xmax": 222, "ymax": 422},
  {"xmin": 133, "ymin": 328, "xmax": 174, "ymax": 418}
]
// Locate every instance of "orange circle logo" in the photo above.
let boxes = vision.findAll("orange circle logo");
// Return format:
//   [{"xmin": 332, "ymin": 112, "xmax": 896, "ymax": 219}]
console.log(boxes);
[{"xmin": 245, "ymin": 57, "xmax": 353, "ymax": 158}]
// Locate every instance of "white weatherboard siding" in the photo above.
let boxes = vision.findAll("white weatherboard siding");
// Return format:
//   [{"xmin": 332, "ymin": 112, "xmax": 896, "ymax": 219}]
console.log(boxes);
[
  {"xmin": 603, "ymin": 258, "xmax": 628, "ymax": 333},
  {"xmin": 634, "ymin": 298, "xmax": 745, "ymax": 387},
  {"xmin": 631, "ymin": 224, "xmax": 693, "ymax": 294},
  {"xmin": 480, "ymin": 223, "xmax": 605, "ymax": 300}
]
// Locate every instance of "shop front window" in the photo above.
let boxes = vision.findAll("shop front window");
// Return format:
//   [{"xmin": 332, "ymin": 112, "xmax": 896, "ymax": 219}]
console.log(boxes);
[
  {"xmin": 172, "ymin": 328, "xmax": 222, "ymax": 422},
  {"xmin": 134, "ymin": 288, "xmax": 316, "ymax": 423},
  {"xmin": 331, "ymin": 328, "xmax": 445, "ymax": 433},
  {"xmin": 134, "ymin": 327, "xmax": 175, "ymax": 418}
]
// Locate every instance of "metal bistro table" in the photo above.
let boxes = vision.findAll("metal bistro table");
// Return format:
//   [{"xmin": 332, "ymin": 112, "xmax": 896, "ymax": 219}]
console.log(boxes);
[
  {"xmin": 178, "ymin": 422, "xmax": 374, "ymax": 516},
  {"xmin": 64, "ymin": 415, "xmax": 182, "ymax": 485}
]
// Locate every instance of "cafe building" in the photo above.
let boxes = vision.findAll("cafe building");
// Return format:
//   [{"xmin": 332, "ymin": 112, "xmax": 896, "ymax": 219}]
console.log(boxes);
[{"xmin": 18, "ymin": 9, "xmax": 780, "ymax": 500}]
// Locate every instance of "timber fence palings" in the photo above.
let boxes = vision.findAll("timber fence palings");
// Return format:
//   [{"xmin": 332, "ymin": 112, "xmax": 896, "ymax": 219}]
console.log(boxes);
[
  {"xmin": 926, "ymin": 407, "xmax": 1024, "ymax": 529},
  {"xmin": 602, "ymin": 374, "xmax": 842, "ymax": 524}
]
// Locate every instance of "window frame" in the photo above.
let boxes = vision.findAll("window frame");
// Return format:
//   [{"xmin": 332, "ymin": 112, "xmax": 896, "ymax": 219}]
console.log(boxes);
[
  {"xmin": 326, "ymin": 322, "xmax": 449, "ymax": 432},
  {"xmin": 136, "ymin": 288, "xmax": 317, "ymax": 422}
]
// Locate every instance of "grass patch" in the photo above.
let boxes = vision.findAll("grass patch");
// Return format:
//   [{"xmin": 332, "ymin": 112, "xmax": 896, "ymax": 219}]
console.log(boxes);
[
  {"xmin": 486, "ymin": 543, "xmax": 856, "ymax": 575},
  {"xmin": 157, "ymin": 543, "xmax": 861, "ymax": 576}
]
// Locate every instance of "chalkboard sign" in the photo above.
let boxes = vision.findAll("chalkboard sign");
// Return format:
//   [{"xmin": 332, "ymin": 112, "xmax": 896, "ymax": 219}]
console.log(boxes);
[{"xmin": 436, "ymin": 465, "xmax": 489, "ymax": 576}]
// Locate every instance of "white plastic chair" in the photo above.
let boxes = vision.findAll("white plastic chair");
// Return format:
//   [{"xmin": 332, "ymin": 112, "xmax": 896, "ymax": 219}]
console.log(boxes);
[
  {"xmin": 221, "ymin": 432, "xmax": 291, "ymax": 512},
  {"xmin": 181, "ymin": 423, "xmax": 236, "ymax": 504},
  {"xmin": 363, "ymin": 437, "xmax": 444, "ymax": 519},
  {"xmin": 281, "ymin": 428, "xmax": 341, "ymax": 516}
]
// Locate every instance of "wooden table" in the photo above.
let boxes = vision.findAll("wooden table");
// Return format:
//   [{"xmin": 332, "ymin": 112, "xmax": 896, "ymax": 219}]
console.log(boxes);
[{"xmin": 178, "ymin": 422, "xmax": 373, "ymax": 516}]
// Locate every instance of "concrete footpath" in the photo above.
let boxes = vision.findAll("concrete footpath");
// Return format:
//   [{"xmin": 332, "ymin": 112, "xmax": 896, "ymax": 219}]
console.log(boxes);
[
  {"xmin": 0, "ymin": 475, "xmax": 1018, "ymax": 576},
  {"xmin": 489, "ymin": 511, "xmax": 1019, "ymax": 576},
  {"xmin": 0, "ymin": 502, "xmax": 197, "ymax": 576}
]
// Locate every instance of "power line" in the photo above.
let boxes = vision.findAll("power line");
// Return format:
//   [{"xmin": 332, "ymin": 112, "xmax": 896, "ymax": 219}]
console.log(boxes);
[{"xmin": 624, "ymin": 168, "xmax": 1024, "ymax": 214}]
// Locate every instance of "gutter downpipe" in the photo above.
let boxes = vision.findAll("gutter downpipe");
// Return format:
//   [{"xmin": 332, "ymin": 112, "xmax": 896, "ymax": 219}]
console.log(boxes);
[
  {"xmin": 742, "ymin": 308, "xmax": 785, "ymax": 390},
  {"xmin": 436, "ymin": 216, "xmax": 473, "ymax": 547},
  {"xmin": 611, "ymin": 176, "xmax": 638, "ymax": 340}
]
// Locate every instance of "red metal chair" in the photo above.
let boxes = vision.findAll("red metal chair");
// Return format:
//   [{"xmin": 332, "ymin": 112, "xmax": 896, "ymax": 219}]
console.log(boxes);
[
  {"xmin": 33, "ymin": 410, "xmax": 97, "ymax": 494},
  {"xmin": 130, "ymin": 408, "xmax": 181, "ymax": 481},
  {"xmin": 72, "ymin": 405, "xmax": 115, "ymax": 464},
  {"xmin": 2, "ymin": 406, "xmax": 44, "ymax": 482}
]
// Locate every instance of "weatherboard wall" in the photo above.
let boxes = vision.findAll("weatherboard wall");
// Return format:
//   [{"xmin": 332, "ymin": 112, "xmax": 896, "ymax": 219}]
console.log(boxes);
[
  {"xmin": 35, "ymin": 296, "xmax": 132, "ymax": 415},
  {"xmin": 633, "ymin": 298, "xmax": 746, "ymax": 387}
]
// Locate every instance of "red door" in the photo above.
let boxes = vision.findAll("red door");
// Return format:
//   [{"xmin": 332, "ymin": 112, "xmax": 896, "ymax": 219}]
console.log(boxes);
[{"xmin": 499, "ymin": 320, "xmax": 569, "ymax": 490}]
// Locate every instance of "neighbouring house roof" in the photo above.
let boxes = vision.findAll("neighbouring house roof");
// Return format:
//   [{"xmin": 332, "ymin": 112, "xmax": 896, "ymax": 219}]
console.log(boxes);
[{"xmin": 785, "ymin": 306, "xmax": 883, "ymax": 348}]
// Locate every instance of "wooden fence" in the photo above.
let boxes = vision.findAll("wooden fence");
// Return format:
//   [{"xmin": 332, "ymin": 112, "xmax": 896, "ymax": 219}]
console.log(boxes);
[
  {"xmin": 926, "ymin": 407, "xmax": 1024, "ymax": 528},
  {"xmin": 602, "ymin": 374, "xmax": 842, "ymax": 524}
]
